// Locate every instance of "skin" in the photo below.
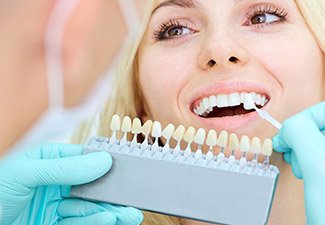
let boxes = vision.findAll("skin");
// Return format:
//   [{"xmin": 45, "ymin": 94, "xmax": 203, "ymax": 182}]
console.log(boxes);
[
  {"xmin": 138, "ymin": 0, "xmax": 325, "ymax": 224},
  {"xmin": 0, "ymin": 0, "xmax": 146, "ymax": 155}
]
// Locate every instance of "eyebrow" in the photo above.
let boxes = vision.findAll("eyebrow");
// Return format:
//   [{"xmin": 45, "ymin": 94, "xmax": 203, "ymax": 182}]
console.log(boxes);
[
  {"xmin": 152, "ymin": 0, "xmax": 197, "ymax": 15},
  {"xmin": 152, "ymin": 0, "xmax": 247, "ymax": 15}
]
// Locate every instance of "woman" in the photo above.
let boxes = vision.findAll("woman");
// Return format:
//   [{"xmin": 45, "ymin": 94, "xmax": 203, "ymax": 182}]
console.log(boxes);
[{"xmin": 76, "ymin": 0, "xmax": 325, "ymax": 224}]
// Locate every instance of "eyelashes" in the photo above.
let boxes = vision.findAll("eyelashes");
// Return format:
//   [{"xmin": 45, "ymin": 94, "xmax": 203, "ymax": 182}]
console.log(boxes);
[
  {"xmin": 153, "ymin": 19, "xmax": 196, "ymax": 41},
  {"xmin": 244, "ymin": 4, "xmax": 288, "ymax": 27},
  {"xmin": 153, "ymin": 4, "xmax": 289, "ymax": 41}
]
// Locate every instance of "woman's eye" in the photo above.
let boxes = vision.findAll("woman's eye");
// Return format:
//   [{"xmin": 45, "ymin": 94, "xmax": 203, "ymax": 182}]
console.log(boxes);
[
  {"xmin": 251, "ymin": 13, "xmax": 281, "ymax": 25},
  {"xmin": 153, "ymin": 20, "xmax": 196, "ymax": 41},
  {"xmin": 165, "ymin": 26, "xmax": 192, "ymax": 38}
]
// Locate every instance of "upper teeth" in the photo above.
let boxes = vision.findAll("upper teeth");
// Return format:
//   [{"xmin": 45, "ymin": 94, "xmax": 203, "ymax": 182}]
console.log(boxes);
[{"xmin": 193, "ymin": 92, "xmax": 268, "ymax": 116}]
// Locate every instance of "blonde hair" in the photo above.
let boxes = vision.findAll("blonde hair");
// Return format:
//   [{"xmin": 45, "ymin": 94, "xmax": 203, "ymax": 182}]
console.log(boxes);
[{"xmin": 73, "ymin": 1, "xmax": 325, "ymax": 224}]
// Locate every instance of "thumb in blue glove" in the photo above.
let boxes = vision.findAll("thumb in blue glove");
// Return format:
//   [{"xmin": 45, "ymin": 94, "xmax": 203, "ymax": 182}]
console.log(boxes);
[
  {"xmin": 0, "ymin": 143, "xmax": 143, "ymax": 225},
  {"xmin": 272, "ymin": 101, "xmax": 325, "ymax": 225}
]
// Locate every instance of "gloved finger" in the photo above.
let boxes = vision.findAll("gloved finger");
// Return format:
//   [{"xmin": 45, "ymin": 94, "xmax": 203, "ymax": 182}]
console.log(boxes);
[
  {"xmin": 273, "ymin": 113, "xmax": 325, "ymax": 156},
  {"xmin": 11, "ymin": 151, "xmax": 112, "ymax": 188},
  {"xmin": 283, "ymin": 152, "xmax": 292, "ymax": 165},
  {"xmin": 272, "ymin": 134, "xmax": 291, "ymax": 153},
  {"xmin": 57, "ymin": 199, "xmax": 107, "ymax": 218},
  {"xmin": 302, "ymin": 101, "xmax": 325, "ymax": 131},
  {"xmin": 100, "ymin": 204, "xmax": 143, "ymax": 225},
  {"xmin": 291, "ymin": 152, "xmax": 303, "ymax": 180},
  {"xmin": 57, "ymin": 212, "xmax": 117, "ymax": 225},
  {"xmin": 16, "ymin": 143, "xmax": 84, "ymax": 160}
]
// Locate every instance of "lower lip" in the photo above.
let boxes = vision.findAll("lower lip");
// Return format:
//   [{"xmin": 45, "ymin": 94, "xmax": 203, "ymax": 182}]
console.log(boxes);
[{"xmin": 194, "ymin": 110, "xmax": 260, "ymax": 131}]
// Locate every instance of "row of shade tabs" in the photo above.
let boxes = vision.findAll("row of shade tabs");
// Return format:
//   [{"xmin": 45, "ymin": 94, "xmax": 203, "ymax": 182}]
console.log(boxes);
[{"xmin": 109, "ymin": 115, "xmax": 273, "ymax": 162}]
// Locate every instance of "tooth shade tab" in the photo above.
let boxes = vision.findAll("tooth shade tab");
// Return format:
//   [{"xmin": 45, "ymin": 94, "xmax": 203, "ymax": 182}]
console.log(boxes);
[
  {"xmin": 229, "ymin": 133, "xmax": 239, "ymax": 150},
  {"xmin": 162, "ymin": 124, "xmax": 175, "ymax": 140},
  {"xmin": 141, "ymin": 120, "xmax": 153, "ymax": 136},
  {"xmin": 194, "ymin": 128, "xmax": 206, "ymax": 145},
  {"xmin": 216, "ymin": 131, "xmax": 228, "ymax": 148},
  {"xmin": 240, "ymin": 135, "xmax": 250, "ymax": 152},
  {"xmin": 206, "ymin": 129, "xmax": 217, "ymax": 146},
  {"xmin": 110, "ymin": 114, "xmax": 121, "ymax": 131},
  {"xmin": 152, "ymin": 121, "xmax": 162, "ymax": 138},
  {"xmin": 262, "ymin": 139, "xmax": 273, "ymax": 156},
  {"xmin": 251, "ymin": 137, "xmax": 262, "ymax": 154},
  {"xmin": 243, "ymin": 93, "xmax": 255, "ymax": 110},
  {"xmin": 121, "ymin": 116, "xmax": 132, "ymax": 133},
  {"xmin": 183, "ymin": 127, "xmax": 196, "ymax": 143},
  {"xmin": 131, "ymin": 118, "xmax": 142, "ymax": 134},
  {"xmin": 173, "ymin": 125, "xmax": 186, "ymax": 142}
]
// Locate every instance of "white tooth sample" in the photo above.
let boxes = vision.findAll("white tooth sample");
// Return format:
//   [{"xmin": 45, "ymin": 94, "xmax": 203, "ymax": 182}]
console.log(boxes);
[
  {"xmin": 262, "ymin": 139, "xmax": 273, "ymax": 156},
  {"xmin": 206, "ymin": 129, "xmax": 217, "ymax": 147},
  {"xmin": 229, "ymin": 93, "xmax": 241, "ymax": 107},
  {"xmin": 151, "ymin": 121, "xmax": 162, "ymax": 149},
  {"xmin": 109, "ymin": 114, "xmax": 121, "ymax": 144},
  {"xmin": 152, "ymin": 121, "xmax": 162, "ymax": 138},
  {"xmin": 194, "ymin": 128, "xmax": 205, "ymax": 159},
  {"xmin": 120, "ymin": 116, "xmax": 132, "ymax": 145},
  {"xmin": 172, "ymin": 125, "xmax": 186, "ymax": 142},
  {"xmin": 206, "ymin": 129, "xmax": 217, "ymax": 161},
  {"xmin": 227, "ymin": 133, "xmax": 239, "ymax": 164},
  {"xmin": 203, "ymin": 97, "xmax": 210, "ymax": 110},
  {"xmin": 216, "ymin": 130, "xmax": 228, "ymax": 148},
  {"xmin": 240, "ymin": 135, "xmax": 250, "ymax": 152},
  {"xmin": 130, "ymin": 118, "xmax": 142, "ymax": 147},
  {"xmin": 162, "ymin": 123, "xmax": 175, "ymax": 140},
  {"xmin": 162, "ymin": 123, "xmax": 175, "ymax": 152},
  {"xmin": 121, "ymin": 116, "xmax": 132, "ymax": 132},
  {"xmin": 183, "ymin": 127, "xmax": 195, "ymax": 157},
  {"xmin": 172, "ymin": 125, "xmax": 186, "ymax": 154},
  {"xmin": 229, "ymin": 133, "xmax": 239, "ymax": 150},
  {"xmin": 141, "ymin": 120, "xmax": 153, "ymax": 137},
  {"xmin": 141, "ymin": 120, "xmax": 153, "ymax": 149},
  {"xmin": 209, "ymin": 95, "xmax": 218, "ymax": 107},
  {"xmin": 216, "ymin": 94, "xmax": 229, "ymax": 108},
  {"xmin": 110, "ymin": 114, "xmax": 121, "ymax": 131},
  {"xmin": 251, "ymin": 137, "xmax": 262, "ymax": 154},
  {"xmin": 194, "ymin": 128, "xmax": 206, "ymax": 145},
  {"xmin": 243, "ymin": 93, "xmax": 255, "ymax": 110},
  {"xmin": 131, "ymin": 118, "xmax": 142, "ymax": 134},
  {"xmin": 194, "ymin": 108, "xmax": 199, "ymax": 115},
  {"xmin": 183, "ymin": 127, "xmax": 196, "ymax": 144}
]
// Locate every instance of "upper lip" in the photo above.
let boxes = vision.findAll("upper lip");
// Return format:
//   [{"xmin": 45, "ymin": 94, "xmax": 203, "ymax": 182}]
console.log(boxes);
[{"xmin": 189, "ymin": 81, "xmax": 271, "ymax": 111}]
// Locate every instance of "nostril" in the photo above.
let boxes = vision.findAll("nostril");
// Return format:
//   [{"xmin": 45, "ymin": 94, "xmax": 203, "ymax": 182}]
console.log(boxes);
[
  {"xmin": 229, "ymin": 56, "xmax": 239, "ymax": 63},
  {"xmin": 208, "ymin": 60, "xmax": 216, "ymax": 67}
]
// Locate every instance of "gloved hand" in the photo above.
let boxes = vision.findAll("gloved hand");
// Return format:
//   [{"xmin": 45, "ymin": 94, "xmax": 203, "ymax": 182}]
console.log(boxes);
[
  {"xmin": 0, "ymin": 143, "xmax": 143, "ymax": 225},
  {"xmin": 273, "ymin": 101, "xmax": 325, "ymax": 225}
]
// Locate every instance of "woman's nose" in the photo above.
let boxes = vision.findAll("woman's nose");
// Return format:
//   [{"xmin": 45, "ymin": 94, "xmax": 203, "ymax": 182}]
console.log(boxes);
[{"xmin": 198, "ymin": 30, "xmax": 249, "ymax": 70}]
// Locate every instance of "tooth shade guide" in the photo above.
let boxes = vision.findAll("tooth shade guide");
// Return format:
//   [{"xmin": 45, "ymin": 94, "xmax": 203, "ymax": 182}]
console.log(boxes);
[{"xmin": 107, "ymin": 115, "xmax": 274, "ymax": 164}]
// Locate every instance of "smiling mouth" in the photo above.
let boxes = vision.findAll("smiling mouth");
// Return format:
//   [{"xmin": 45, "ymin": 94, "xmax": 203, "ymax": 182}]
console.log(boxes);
[{"xmin": 192, "ymin": 92, "xmax": 269, "ymax": 118}]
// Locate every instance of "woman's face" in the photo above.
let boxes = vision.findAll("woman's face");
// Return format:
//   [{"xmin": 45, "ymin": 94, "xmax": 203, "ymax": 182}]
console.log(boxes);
[{"xmin": 138, "ymin": 0, "xmax": 324, "ymax": 140}]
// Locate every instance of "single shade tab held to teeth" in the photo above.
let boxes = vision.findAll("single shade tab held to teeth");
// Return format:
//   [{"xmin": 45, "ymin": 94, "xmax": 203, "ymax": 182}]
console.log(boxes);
[{"xmin": 244, "ymin": 94, "xmax": 282, "ymax": 130}]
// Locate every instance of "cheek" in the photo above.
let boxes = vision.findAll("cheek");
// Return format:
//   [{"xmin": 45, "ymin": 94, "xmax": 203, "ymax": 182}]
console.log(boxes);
[
  {"xmin": 138, "ymin": 46, "xmax": 195, "ymax": 118},
  {"xmin": 251, "ymin": 31, "xmax": 324, "ymax": 114}
]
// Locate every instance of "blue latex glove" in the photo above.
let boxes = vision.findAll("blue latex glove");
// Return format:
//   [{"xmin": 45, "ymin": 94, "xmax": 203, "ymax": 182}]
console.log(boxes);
[
  {"xmin": 273, "ymin": 101, "xmax": 325, "ymax": 225},
  {"xmin": 0, "ymin": 143, "xmax": 143, "ymax": 225}
]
